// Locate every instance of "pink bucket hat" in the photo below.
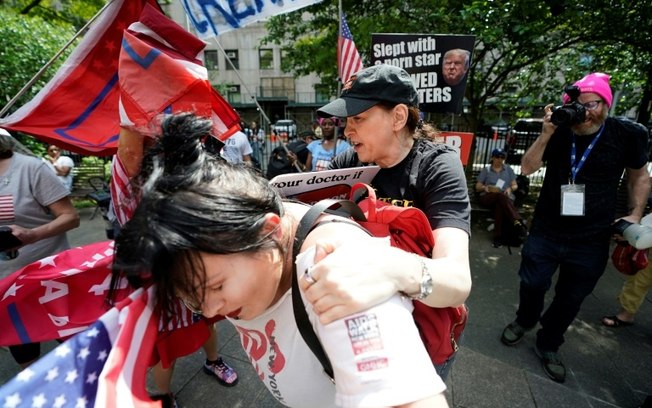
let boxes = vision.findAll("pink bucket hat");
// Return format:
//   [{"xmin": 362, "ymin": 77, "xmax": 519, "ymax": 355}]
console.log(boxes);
[{"xmin": 563, "ymin": 72, "xmax": 613, "ymax": 107}]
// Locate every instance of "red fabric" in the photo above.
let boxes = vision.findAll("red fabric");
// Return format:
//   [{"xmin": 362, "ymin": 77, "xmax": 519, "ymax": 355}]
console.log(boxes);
[
  {"xmin": 96, "ymin": 286, "xmax": 160, "ymax": 407},
  {"xmin": 0, "ymin": 286, "xmax": 160, "ymax": 408},
  {"xmin": 110, "ymin": 154, "xmax": 137, "ymax": 226},
  {"xmin": 0, "ymin": 241, "xmax": 130, "ymax": 346},
  {"xmin": 118, "ymin": 4, "xmax": 240, "ymax": 141},
  {"xmin": 350, "ymin": 183, "xmax": 468, "ymax": 365},
  {"xmin": 110, "ymin": 4, "xmax": 241, "ymax": 226},
  {"xmin": 611, "ymin": 242, "xmax": 648, "ymax": 276},
  {"xmin": 0, "ymin": 239, "xmax": 218, "ymax": 371},
  {"xmin": 0, "ymin": 0, "xmax": 160, "ymax": 155}
]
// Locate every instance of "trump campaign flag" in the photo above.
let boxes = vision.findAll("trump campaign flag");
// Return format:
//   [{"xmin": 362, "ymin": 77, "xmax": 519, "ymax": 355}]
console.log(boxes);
[
  {"xmin": 0, "ymin": 0, "xmax": 160, "ymax": 156},
  {"xmin": 0, "ymin": 241, "xmax": 130, "ymax": 346},
  {"xmin": 0, "ymin": 286, "xmax": 160, "ymax": 408}
]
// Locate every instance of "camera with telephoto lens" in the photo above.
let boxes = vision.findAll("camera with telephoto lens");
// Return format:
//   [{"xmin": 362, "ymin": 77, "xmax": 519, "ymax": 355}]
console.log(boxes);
[{"xmin": 551, "ymin": 85, "xmax": 586, "ymax": 127}]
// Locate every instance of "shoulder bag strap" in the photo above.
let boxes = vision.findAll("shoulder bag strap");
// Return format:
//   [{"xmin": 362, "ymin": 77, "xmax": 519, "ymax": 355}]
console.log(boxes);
[{"xmin": 291, "ymin": 199, "xmax": 366, "ymax": 380}]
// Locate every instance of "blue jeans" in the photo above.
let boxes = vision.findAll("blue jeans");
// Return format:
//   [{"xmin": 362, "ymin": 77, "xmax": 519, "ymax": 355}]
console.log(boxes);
[{"xmin": 514, "ymin": 232, "xmax": 609, "ymax": 352}]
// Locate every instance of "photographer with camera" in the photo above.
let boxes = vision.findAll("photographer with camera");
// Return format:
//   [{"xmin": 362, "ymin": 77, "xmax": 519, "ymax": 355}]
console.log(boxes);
[{"xmin": 500, "ymin": 73, "xmax": 650, "ymax": 383}]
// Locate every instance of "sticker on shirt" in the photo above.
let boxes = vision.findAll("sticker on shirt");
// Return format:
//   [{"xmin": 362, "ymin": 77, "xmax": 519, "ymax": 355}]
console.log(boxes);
[
  {"xmin": 561, "ymin": 184, "xmax": 585, "ymax": 216},
  {"xmin": 495, "ymin": 178, "xmax": 506, "ymax": 190},
  {"xmin": 346, "ymin": 313, "xmax": 384, "ymax": 356},
  {"xmin": 346, "ymin": 313, "xmax": 387, "ymax": 373}
]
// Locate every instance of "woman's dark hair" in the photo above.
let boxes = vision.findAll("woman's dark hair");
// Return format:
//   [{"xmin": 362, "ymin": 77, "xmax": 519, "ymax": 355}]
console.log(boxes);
[
  {"xmin": 110, "ymin": 113, "xmax": 284, "ymax": 316},
  {"xmin": 376, "ymin": 102, "xmax": 440, "ymax": 141},
  {"xmin": 0, "ymin": 135, "xmax": 16, "ymax": 159}
]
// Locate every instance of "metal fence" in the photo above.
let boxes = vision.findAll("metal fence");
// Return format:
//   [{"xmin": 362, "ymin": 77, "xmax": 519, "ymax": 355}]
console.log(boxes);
[{"xmin": 467, "ymin": 129, "xmax": 545, "ymax": 188}]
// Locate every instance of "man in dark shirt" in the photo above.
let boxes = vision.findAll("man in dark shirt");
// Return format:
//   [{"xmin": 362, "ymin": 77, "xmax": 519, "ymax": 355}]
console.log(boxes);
[{"xmin": 500, "ymin": 72, "xmax": 650, "ymax": 383}]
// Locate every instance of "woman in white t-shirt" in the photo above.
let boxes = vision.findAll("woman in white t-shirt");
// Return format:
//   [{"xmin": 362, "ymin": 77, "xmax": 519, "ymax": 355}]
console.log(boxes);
[{"xmin": 111, "ymin": 114, "xmax": 447, "ymax": 408}]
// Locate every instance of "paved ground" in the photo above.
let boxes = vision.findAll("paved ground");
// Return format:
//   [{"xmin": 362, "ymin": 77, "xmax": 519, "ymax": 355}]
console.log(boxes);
[{"xmin": 1, "ymin": 207, "xmax": 651, "ymax": 407}]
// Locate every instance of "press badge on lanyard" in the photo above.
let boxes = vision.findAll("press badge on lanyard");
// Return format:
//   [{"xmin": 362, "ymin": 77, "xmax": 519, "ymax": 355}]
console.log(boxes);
[{"xmin": 561, "ymin": 125, "xmax": 604, "ymax": 216}]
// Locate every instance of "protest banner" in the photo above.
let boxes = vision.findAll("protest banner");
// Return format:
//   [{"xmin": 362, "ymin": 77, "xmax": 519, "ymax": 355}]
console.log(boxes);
[
  {"xmin": 182, "ymin": 0, "xmax": 324, "ymax": 39},
  {"xmin": 439, "ymin": 131, "xmax": 474, "ymax": 165},
  {"xmin": 269, "ymin": 166, "xmax": 380, "ymax": 203},
  {"xmin": 371, "ymin": 34, "xmax": 475, "ymax": 114}
]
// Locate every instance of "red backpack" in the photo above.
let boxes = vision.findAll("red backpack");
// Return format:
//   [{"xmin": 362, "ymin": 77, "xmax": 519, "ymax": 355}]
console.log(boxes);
[{"xmin": 291, "ymin": 183, "xmax": 469, "ymax": 380}]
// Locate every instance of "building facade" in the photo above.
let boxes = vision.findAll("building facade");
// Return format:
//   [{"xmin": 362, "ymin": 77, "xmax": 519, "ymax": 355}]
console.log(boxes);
[{"xmin": 164, "ymin": 3, "xmax": 328, "ymax": 136}]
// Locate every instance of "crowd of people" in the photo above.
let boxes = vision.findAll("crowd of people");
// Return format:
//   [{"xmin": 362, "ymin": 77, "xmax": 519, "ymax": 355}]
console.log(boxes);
[{"xmin": 1, "ymin": 66, "xmax": 650, "ymax": 407}]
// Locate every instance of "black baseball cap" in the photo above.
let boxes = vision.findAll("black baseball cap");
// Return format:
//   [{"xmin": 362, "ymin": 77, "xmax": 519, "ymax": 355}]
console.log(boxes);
[{"xmin": 317, "ymin": 64, "xmax": 419, "ymax": 118}]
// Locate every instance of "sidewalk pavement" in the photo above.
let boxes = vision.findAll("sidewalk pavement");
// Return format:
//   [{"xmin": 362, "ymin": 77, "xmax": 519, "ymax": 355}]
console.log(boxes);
[{"xmin": 1, "ymin": 208, "xmax": 651, "ymax": 407}]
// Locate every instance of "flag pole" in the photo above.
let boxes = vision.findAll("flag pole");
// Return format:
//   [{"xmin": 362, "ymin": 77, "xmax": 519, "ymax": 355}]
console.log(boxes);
[
  {"xmin": 337, "ymin": 0, "xmax": 343, "ymax": 97},
  {"xmin": 0, "ymin": 0, "xmax": 116, "ymax": 118},
  {"xmin": 335, "ymin": 0, "xmax": 343, "ymax": 141}
]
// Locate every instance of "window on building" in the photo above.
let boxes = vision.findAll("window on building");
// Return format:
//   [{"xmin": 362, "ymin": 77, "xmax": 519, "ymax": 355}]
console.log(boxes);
[
  {"xmin": 225, "ymin": 49, "xmax": 239, "ymax": 70},
  {"xmin": 280, "ymin": 49, "xmax": 289, "ymax": 72},
  {"xmin": 260, "ymin": 77, "xmax": 295, "ymax": 99},
  {"xmin": 226, "ymin": 84, "xmax": 241, "ymax": 104},
  {"xmin": 204, "ymin": 50, "xmax": 218, "ymax": 71},
  {"xmin": 259, "ymin": 49, "xmax": 273, "ymax": 70},
  {"xmin": 315, "ymin": 85, "xmax": 330, "ymax": 103}
]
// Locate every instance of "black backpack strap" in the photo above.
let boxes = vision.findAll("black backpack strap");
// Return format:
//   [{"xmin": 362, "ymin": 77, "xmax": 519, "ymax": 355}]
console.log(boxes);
[{"xmin": 291, "ymin": 199, "xmax": 366, "ymax": 380}]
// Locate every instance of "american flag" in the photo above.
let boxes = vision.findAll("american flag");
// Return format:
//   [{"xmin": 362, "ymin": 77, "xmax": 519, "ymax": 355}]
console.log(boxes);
[
  {"xmin": 0, "ymin": 194, "xmax": 14, "ymax": 222},
  {"xmin": 0, "ymin": 286, "xmax": 160, "ymax": 408},
  {"xmin": 338, "ymin": 14, "xmax": 363, "ymax": 83}
]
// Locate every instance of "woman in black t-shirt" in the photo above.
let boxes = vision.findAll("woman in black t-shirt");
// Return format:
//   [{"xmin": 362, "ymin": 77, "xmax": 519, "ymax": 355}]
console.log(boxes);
[{"xmin": 301, "ymin": 64, "xmax": 472, "ymax": 379}]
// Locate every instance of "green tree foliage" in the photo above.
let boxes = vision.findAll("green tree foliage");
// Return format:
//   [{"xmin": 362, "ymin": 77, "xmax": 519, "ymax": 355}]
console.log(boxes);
[
  {"xmin": 1, "ymin": 1, "xmax": 103, "ymax": 155},
  {"xmin": 7, "ymin": 0, "xmax": 104, "ymax": 30},
  {"xmin": 0, "ymin": 7, "xmax": 77, "ymax": 114},
  {"xmin": 263, "ymin": 0, "xmax": 652, "ymax": 129}
]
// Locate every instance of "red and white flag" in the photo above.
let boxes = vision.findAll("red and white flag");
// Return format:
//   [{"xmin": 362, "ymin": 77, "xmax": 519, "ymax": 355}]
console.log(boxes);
[
  {"xmin": 118, "ymin": 3, "xmax": 239, "ymax": 140},
  {"xmin": 0, "ymin": 241, "xmax": 130, "ymax": 346},
  {"xmin": 0, "ymin": 286, "xmax": 160, "ymax": 408},
  {"xmin": 110, "ymin": 3, "xmax": 241, "ymax": 226},
  {"xmin": 338, "ymin": 14, "xmax": 363, "ymax": 83},
  {"xmin": 0, "ymin": 0, "xmax": 160, "ymax": 156},
  {"xmin": 0, "ymin": 239, "xmax": 218, "ymax": 369}
]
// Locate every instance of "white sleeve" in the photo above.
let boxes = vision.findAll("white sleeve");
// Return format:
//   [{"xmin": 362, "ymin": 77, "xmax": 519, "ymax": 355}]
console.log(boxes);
[
  {"xmin": 59, "ymin": 156, "xmax": 75, "ymax": 168},
  {"xmin": 296, "ymin": 246, "xmax": 445, "ymax": 408},
  {"xmin": 239, "ymin": 134, "xmax": 253, "ymax": 156}
]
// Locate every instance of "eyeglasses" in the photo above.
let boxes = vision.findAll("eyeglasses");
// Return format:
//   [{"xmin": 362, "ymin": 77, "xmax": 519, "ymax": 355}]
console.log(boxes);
[
  {"xmin": 581, "ymin": 100, "xmax": 603, "ymax": 111},
  {"xmin": 493, "ymin": 155, "xmax": 506, "ymax": 159}
]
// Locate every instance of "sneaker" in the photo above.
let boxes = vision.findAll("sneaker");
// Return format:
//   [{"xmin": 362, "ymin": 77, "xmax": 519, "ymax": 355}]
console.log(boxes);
[
  {"xmin": 204, "ymin": 357, "xmax": 239, "ymax": 387},
  {"xmin": 534, "ymin": 344, "xmax": 566, "ymax": 383},
  {"xmin": 492, "ymin": 239, "xmax": 503, "ymax": 248},
  {"xmin": 150, "ymin": 392, "xmax": 179, "ymax": 408},
  {"xmin": 501, "ymin": 321, "xmax": 531, "ymax": 346}
]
